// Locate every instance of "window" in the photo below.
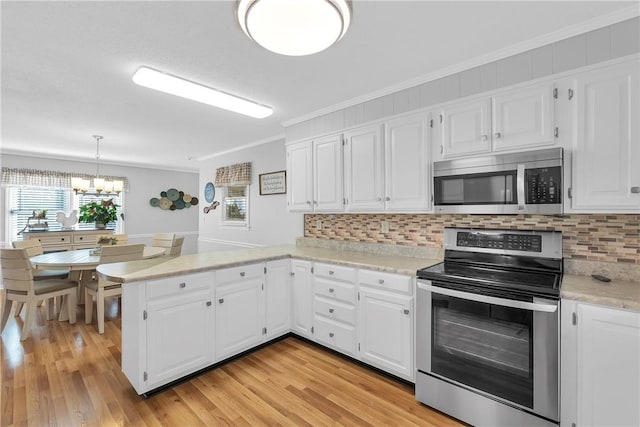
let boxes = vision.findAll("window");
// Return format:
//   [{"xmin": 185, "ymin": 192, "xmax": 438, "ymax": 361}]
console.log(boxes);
[
  {"xmin": 222, "ymin": 185, "xmax": 249, "ymax": 228},
  {"xmin": 6, "ymin": 186, "xmax": 123, "ymax": 243}
]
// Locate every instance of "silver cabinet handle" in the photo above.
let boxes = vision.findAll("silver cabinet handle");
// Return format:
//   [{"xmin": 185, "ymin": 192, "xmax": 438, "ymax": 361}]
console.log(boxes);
[
  {"xmin": 218, "ymin": 298, "xmax": 224, "ymax": 304},
  {"xmin": 329, "ymin": 332, "xmax": 334, "ymax": 338},
  {"xmin": 329, "ymin": 288, "xmax": 334, "ymax": 293},
  {"xmin": 385, "ymin": 196, "xmax": 391, "ymax": 201},
  {"xmin": 517, "ymin": 163, "xmax": 525, "ymax": 210},
  {"xmin": 329, "ymin": 308, "xmax": 334, "ymax": 313},
  {"xmin": 240, "ymin": 271, "xmax": 245, "ymax": 277},
  {"xmin": 494, "ymin": 132, "xmax": 502, "ymax": 139},
  {"xmin": 179, "ymin": 282, "xmax": 186, "ymax": 288},
  {"xmin": 481, "ymin": 135, "xmax": 488, "ymax": 141},
  {"xmin": 631, "ymin": 186, "xmax": 640, "ymax": 194}
]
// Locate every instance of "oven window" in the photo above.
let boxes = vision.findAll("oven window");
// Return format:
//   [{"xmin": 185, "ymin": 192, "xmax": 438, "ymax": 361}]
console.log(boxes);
[
  {"xmin": 431, "ymin": 293, "xmax": 533, "ymax": 409},
  {"xmin": 434, "ymin": 171, "xmax": 516, "ymax": 205}
]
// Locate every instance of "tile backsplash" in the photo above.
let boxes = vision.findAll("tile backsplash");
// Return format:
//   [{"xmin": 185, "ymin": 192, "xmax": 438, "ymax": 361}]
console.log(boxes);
[{"xmin": 304, "ymin": 214, "xmax": 640, "ymax": 265}]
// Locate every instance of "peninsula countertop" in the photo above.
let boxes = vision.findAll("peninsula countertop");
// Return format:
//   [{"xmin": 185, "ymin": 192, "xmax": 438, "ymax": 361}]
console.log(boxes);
[{"xmin": 96, "ymin": 244, "xmax": 442, "ymax": 283}]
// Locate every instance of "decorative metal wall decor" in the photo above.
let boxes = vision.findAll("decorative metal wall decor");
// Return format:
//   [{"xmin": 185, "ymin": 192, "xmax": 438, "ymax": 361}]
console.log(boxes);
[{"xmin": 150, "ymin": 188, "xmax": 198, "ymax": 211}]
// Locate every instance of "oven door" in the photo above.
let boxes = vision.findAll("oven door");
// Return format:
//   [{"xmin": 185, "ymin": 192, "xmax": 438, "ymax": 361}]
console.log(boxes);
[{"xmin": 416, "ymin": 279, "xmax": 559, "ymax": 421}]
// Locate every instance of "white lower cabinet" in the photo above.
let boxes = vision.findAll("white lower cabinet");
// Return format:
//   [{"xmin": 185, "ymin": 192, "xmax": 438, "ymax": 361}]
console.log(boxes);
[
  {"xmin": 265, "ymin": 259, "xmax": 291, "ymax": 339},
  {"xmin": 357, "ymin": 269, "xmax": 414, "ymax": 381},
  {"xmin": 291, "ymin": 259, "xmax": 314, "ymax": 338},
  {"xmin": 561, "ymin": 300, "xmax": 640, "ymax": 427},
  {"xmin": 215, "ymin": 263, "xmax": 265, "ymax": 360}
]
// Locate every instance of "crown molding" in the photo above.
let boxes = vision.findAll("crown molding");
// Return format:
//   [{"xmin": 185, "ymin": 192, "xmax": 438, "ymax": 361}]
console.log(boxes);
[
  {"xmin": 282, "ymin": 5, "xmax": 639, "ymax": 128},
  {"xmin": 195, "ymin": 133, "xmax": 285, "ymax": 161}
]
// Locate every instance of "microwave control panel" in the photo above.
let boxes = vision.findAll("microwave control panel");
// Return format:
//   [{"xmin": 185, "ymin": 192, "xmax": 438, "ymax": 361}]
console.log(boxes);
[{"xmin": 526, "ymin": 167, "xmax": 561, "ymax": 204}]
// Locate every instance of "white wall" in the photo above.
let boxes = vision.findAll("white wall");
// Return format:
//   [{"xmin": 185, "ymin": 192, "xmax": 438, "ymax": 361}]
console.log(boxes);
[
  {"xmin": 1, "ymin": 154, "xmax": 199, "ymax": 253},
  {"xmin": 197, "ymin": 139, "xmax": 302, "ymax": 252}
]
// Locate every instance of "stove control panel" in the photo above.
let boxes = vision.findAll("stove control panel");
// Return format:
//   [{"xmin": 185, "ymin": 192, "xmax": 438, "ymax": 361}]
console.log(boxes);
[{"xmin": 456, "ymin": 232, "xmax": 542, "ymax": 252}]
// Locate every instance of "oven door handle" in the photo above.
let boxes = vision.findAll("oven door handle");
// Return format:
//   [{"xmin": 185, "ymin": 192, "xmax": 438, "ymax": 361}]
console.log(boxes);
[{"xmin": 417, "ymin": 281, "xmax": 558, "ymax": 313}]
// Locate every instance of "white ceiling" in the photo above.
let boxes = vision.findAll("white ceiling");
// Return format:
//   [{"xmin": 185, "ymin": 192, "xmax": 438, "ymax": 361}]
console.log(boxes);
[{"xmin": 1, "ymin": 1, "xmax": 637, "ymax": 172}]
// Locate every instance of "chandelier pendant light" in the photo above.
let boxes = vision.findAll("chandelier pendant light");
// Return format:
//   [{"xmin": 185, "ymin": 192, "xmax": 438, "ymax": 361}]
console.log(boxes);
[
  {"xmin": 72, "ymin": 135, "xmax": 123, "ymax": 196},
  {"xmin": 237, "ymin": 0, "xmax": 351, "ymax": 56}
]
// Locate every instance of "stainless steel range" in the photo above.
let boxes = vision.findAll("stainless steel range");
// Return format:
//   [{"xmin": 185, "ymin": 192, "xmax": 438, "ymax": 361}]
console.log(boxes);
[{"xmin": 416, "ymin": 228, "xmax": 563, "ymax": 427}]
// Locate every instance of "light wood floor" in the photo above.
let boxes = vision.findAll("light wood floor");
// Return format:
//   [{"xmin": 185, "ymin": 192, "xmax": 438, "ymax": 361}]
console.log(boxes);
[{"xmin": 0, "ymin": 297, "xmax": 464, "ymax": 426}]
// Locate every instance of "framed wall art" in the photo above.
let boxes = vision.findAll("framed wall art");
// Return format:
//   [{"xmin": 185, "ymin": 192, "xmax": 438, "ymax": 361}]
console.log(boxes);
[{"xmin": 259, "ymin": 170, "xmax": 286, "ymax": 195}]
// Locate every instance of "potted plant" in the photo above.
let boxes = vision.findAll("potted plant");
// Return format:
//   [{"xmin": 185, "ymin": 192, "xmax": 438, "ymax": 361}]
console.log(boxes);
[{"xmin": 79, "ymin": 199, "xmax": 119, "ymax": 229}]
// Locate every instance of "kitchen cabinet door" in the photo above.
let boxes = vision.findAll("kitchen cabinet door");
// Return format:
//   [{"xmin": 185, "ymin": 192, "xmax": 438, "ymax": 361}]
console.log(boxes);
[
  {"xmin": 561, "ymin": 300, "xmax": 640, "ymax": 427},
  {"xmin": 570, "ymin": 60, "xmax": 640, "ymax": 211},
  {"xmin": 291, "ymin": 259, "xmax": 313, "ymax": 338},
  {"xmin": 313, "ymin": 133, "xmax": 344, "ymax": 212},
  {"xmin": 146, "ymin": 286, "xmax": 215, "ymax": 390},
  {"xmin": 440, "ymin": 97, "xmax": 492, "ymax": 158},
  {"xmin": 384, "ymin": 113, "xmax": 431, "ymax": 211},
  {"xmin": 265, "ymin": 259, "xmax": 291, "ymax": 339},
  {"xmin": 343, "ymin": 124, "xmax": 385, "ymax": 211},
  {"xmin": 358, "ymin": 287, "xmax": 413, "ymax": 381},
  {"xmin": 492, "ymin": 83, "xmax": 555, "ymax": 152},
  {"xmin": 286, "ymin": 140, "xmax": 313, "ymax": 212},
  {"xmin": 215, "ymin": 272, "xmax": 264, "ymax": 360}
]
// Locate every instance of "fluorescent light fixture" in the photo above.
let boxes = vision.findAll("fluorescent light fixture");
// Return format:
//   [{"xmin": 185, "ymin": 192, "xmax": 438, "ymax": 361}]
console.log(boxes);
[
  {"xmin": 238, "ymin": 0, "xmax": 351, "ymax": 56},
  {"xmin": 132, "ymin": 66, "xmax": 273, "ymax": 119}
]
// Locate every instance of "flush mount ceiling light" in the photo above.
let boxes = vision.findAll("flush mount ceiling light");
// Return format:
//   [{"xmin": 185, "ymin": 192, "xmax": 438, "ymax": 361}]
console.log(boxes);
[
  {"xmin": 237, "ymin": 0, "xmax": 351, "ymax": 56},
  {"xmin": 132, "ymin": 66, "xmax": 273, "ymax": 119}
]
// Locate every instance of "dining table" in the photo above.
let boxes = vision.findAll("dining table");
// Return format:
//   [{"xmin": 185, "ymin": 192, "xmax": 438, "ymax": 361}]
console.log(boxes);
[{"xmin": 30, "ymin": 246, "xmax": 167, "ymax": 320}]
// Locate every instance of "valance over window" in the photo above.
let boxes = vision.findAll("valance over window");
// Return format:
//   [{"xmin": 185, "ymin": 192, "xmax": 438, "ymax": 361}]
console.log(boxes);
[
  {"xmin": 215, "ymin": 162, "xmax": 252, "ymax": 186},
  {"xmin": 1, "ymin": 167, "xmax": 130, "ymax": 191}
]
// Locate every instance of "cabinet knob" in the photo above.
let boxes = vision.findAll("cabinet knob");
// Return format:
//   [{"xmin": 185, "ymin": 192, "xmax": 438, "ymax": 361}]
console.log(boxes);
[
  {"xmin": 218, "ymin": 298, "xmax": 224, "ymax": 304},
  {"xmin": 329, "ymin": 308, "xmax": 334, "ymax": 313},
  {"xmin": 313, "ymin": 200, "xmax": 317, "ymax": 205},
  {"xmin": 494, "ymin": 132, "xmax": 502, "ymax": 139},
  {"xmin": 631, "ymin": 186, "xmax": 640, "ymax": 194},
  {"xmin": 240, "ymin": 272, "xmax": 245, "ymax": 277},
  {"xmin": 179, "ymin": 282, "xmax": 186, "ymax": 288},
  {"xmin": 376, "ymin": 197, "xmax": 382, "ymax": 201},
  {"xmin": 378, "ymin": 279, "xmax": 384, "ymax": 285},
  {"xmin": 403, "ymin": 309, "xmax": 410, "ymax": 315},
  {"xmin": 329, "ymin": 270, "xmax": 334, "ymax": 275},
  {"xmin": 385, "ymin": 196, "xmax": 391, "ymax": 201},
  {"xmin": 481, "ymin": 135, "xmax": 488, "ymax": 141},
  {"xmin": 329, "ymin": 332, "xmax": 335, "ymax": 338},
  {"xmin": 306, "ymin": 200, "xmax": 311, "ymax": 204},
  {"xmin": 206, "ymin": 301, "xmax": 212, "ymax": 307},
  {"xmin": 329, "ymin": 288, "xmax": 334, "ymax": 293}
]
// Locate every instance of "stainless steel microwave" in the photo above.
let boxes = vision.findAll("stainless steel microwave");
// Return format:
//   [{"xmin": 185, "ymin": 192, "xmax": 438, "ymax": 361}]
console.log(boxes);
[{"xmin": 433, "ymin": 148, "xmax": 563, "ymax": 214}]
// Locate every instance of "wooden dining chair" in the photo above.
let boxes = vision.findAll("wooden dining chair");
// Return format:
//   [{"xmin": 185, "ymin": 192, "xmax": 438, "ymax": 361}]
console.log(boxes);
[
  {"xmin": 84, "ymin": 243, "xmax": 144, "ymax": 334},
  {"xmin": 151, "ymin": 232, "xmax": 175, "ymax": 256},
  {"xmin": 167, "ymin": 236, "xmax": 185, "ymax": 257},
  {"xmin": 1, "ymin": 248, "xmax": 77, "ymax": 341}
]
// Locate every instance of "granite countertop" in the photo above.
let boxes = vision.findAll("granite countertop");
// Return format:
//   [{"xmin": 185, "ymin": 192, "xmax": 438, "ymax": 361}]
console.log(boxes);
[
  {"xmin": 561, "ymin": 274, "xmax": 640, "ymax": 312},
  {"xmin": 96, "ymin": 244, "xmax": 441, "ymax": 284}
]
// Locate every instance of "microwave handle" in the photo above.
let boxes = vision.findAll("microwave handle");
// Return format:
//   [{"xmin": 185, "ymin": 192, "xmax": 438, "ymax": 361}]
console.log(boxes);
[{"xmin": 517, "ymin": 164, "xmax": 526, "ymax": 210}]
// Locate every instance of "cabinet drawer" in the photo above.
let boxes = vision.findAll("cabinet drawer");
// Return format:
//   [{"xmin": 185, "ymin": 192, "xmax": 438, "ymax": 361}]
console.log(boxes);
[
  {"xmin": 73, "ymin": 233, "xmax": 104, "ymax": 244},
  {"xmin": 314, "ymin": 263, "xmax": 355, "ymax": 283},
  {"xmin": 33, "ymin": 234, "xmax": 72, "ymax": 246},
  {"xmin": 216, "ymin": 263, "xmax": 264, "ymax": 286},
  {"xmin": 358, "ymin": 269, "xmax": 412, "ymax": 295},
  {"xmin": 314, "ymin": 316, "xmax": 356, "ymax": 356},
  {"xmin": 146, "ymin": 272, "xmax": 213, "ymax": 300},
  {"xmin": 314, "ymin": 296, "xmax": 355, "ymax": 325},
  {"xmin": 314, "ymin": 277, "xmax": 355, "ymax": 304}
]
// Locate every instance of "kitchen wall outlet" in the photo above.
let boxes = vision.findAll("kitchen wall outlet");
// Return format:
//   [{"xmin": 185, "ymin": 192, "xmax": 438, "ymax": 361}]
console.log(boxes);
[
  {"xmin": 316, "ymin": 220, "xmax": 322, "ymax": 231},
  {"xmin": 381, "ymin": 220, "xmax": 389, "ymax": 233}
]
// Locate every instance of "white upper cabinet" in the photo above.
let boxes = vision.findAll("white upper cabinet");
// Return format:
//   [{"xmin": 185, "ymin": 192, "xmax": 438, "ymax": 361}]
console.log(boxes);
[
  {"xmin": 286, "ymin": 140, "xmax": 313, "ymax": 212},
  {"xmin": 569, "ymin": 60, "xmax": 640, "ymax": 211},
  {"xmin": 492, "ymin": 84, "xmax": 555, "ymax": 152},
  {"xmin": 313, "ymin": 134, "xmax": 344, "ymax": 212},
  {"xmin": 385, "ymin": 113, "xmax": 431, "ymax": 211},
  {"xmin": 438, "ymin": 82, "xmax": 556, "ymax": 160},
  {"xmin": 441, "ymin": 98, "xmax": 492, "ymax": 158},
  {"xmin": 343, "ymin": 124, "xmax": 385, "ymax": 212}
]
